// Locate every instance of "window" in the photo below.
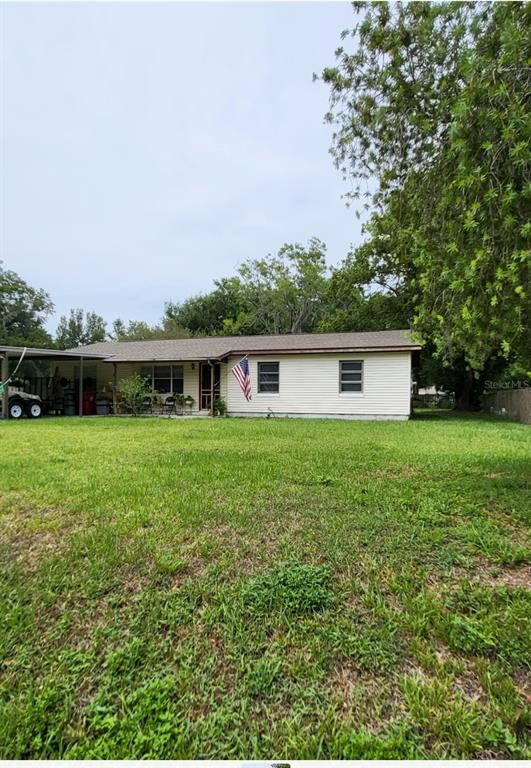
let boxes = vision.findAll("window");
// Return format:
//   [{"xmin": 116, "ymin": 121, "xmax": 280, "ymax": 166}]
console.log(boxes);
[
  {"xmin": 141, "ymin": 364, "xmax": 183, "ymax": 394},
  {"xmin": 258, "ymin": 362, "xmax": 279, "ymax": 393},
  {"xmin": 339, "ymin": 360, "xmax": 363, "ymax": 393}
]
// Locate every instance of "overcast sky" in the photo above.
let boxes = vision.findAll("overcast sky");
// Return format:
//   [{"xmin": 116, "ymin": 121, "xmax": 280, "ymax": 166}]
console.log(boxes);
[{"xmin": 2, "ymin": 1, "xmax": 364, "ymax": 333}]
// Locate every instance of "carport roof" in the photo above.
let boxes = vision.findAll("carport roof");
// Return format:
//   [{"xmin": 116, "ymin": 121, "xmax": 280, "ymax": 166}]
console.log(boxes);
[{"xmin": 0, "ymin": 345, "xmax": 108, "ymax": 361}]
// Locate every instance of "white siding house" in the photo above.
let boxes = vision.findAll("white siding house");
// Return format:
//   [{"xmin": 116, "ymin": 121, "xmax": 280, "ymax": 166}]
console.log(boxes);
[
  {"xmin": 60, "ymin": 330, "xmax": 420, "ymax": 420},
  {"xmin": 225, "ymin": 352, "xmax": 412, "ymax": 419}
]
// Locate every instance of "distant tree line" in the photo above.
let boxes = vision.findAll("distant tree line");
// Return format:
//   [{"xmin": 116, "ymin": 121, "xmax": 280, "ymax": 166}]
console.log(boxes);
[{"xmin": 1, "ymin": 237, "xmax": 406, "ymax": 349}]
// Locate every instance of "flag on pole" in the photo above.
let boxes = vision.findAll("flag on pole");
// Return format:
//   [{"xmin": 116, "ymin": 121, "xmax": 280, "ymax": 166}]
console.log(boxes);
[{"xmin": 232, "ymin": 355, "xmax": 252, "ymax": 401}]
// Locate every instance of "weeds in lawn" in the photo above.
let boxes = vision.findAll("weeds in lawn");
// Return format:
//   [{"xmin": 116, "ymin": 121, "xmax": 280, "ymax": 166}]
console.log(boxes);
[
  {"xmin": 436, "ymin": 586, "xmax": 531, "ymax": 665},
  {"xmin": 242, "ymin": 562, "xmax": 333, "ymax": 615}
]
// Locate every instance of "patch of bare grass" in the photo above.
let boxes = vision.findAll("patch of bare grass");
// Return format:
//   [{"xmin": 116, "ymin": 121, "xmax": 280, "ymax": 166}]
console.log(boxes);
[
  {"xmin": 326, "ymin": 662, "xmax": 407, "ymax": 732},
  {"xmin": 471, "ymin": 560, "xmax": 531, "ymax": 589},
  {"xmin": 0, "ymin": 506, "xmax": 86, "ymax": 573}
]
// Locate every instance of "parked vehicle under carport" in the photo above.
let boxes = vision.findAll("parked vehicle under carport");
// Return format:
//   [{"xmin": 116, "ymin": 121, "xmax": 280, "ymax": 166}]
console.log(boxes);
[
  {"xmin": 0, "ymin": 344, "xmax": 122, "ymax": 420},
  {"xmin": 1, "ymin": 387, "xmax": 44, "ymax": 419}
]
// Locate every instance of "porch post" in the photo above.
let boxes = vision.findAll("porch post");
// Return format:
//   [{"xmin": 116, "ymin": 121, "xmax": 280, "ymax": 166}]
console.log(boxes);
[
  {"xmin": 79, "ymin": 356, "xmax": 84, "ymax": 416},
  {"xmin": 1, "ymin": 354, "xmax": 9, "ymax": 420},
  {"xmin": 209, "ymin": 360, "xmax": 214, "ymax": 415},
  {"xmin": 112, "ymin": 363, "xmax": 117, "ymax": 414}
]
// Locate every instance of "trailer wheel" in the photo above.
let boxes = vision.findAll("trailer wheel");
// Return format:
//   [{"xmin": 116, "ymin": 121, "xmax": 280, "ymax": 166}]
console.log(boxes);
[
  {"xmin": 8, "ymin": 400, "xmax": 24, "ymax": 419},
  {"xmin": 27, "ymin": 402, "xmax": 43, "ymax": 419}
]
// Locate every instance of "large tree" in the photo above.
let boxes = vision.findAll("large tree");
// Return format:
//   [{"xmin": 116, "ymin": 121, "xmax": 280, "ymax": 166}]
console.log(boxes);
[
  {"xmin": 0, "ymin": 262, "xmax": 54, "ymax": 347},
  {"xmin": 321, "ymin": 234, "xmax": 413, "ymax": 333},
  {"xmin": 234, "ymin": 238, "xmax": 329, "ymax": 335},
  {"xmin": 321, "ymin": 1, "xmax": 530, "ymax": 402},
  {"xmin": 55, "ymin": 308, "xmax": 107, "ymax": 349},
  {"xmin": 164, "ymin": 278, "xmax": 246, "ymax": 337},
  {"xmin": 166, "ymin": 240, "xmax": 329, "ymax": 336}
]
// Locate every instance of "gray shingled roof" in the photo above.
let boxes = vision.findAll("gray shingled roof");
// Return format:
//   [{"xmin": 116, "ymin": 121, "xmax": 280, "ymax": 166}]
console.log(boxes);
[{"xmin": 68, "ymin": 330, "xmax": 420, "ymax": 362}]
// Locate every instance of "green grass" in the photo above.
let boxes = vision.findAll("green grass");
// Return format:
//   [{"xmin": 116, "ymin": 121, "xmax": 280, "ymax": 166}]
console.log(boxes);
[{"xmin": 0, "ymin": 414, "xmax": 530, "ymax": 758}]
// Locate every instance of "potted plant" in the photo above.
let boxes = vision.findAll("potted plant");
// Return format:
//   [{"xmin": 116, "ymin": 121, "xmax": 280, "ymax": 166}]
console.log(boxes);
[
  {"xmin": 212, "ymin": 397, "xmax": 226, "ymax": 417},
  {"xmin": 184, "ymin": 395, "xmax": 194, "ymax": 414}
]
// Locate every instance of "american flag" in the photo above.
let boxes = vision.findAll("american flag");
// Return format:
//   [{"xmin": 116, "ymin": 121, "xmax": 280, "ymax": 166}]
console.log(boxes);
[{"xmin": 232, "ymin": 355, "xmax": 252, "ymax": 401}]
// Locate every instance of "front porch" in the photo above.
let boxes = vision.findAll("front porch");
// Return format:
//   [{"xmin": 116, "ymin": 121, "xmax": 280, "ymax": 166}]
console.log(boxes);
[{"xmin": 53, "ymin": 358, "xmax": 226, "ymax": 417}]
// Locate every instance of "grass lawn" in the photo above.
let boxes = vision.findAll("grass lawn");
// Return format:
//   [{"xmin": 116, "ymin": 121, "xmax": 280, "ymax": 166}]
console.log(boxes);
[{"xmin": 0, "ymin": 414, "xmax": 530, "ymax": 758}]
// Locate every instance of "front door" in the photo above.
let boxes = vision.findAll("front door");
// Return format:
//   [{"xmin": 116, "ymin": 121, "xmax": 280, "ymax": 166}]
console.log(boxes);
[{"xmin": 200, "ymin": 363, "xmax": 220, "ymax": 411}]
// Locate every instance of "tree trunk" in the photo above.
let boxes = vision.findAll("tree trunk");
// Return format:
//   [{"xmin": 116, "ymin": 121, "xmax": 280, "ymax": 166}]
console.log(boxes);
[{"xmin": 455, "ymin": 368, "xmax": 477, "ymax": 411}]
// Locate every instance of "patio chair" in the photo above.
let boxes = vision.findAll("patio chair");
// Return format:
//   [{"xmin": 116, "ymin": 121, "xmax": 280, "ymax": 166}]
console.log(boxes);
[
  {"xmin": 141, "ymin": 396, "xmax": 153, "ymax": 415},
  {"xmin": 163, "ymin": 397, "xmax": 176, "ymax": 417}
]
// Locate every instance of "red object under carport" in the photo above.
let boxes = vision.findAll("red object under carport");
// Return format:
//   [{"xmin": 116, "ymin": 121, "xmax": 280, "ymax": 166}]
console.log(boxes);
[{"xmin": 83, "ymin": 390, "xmax": 96, "ymax": 415}]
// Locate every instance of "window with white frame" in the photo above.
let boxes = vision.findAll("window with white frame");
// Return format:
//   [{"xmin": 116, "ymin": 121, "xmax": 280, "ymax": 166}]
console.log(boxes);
[
  {"xmin": 257, "ymin": 362, "xmax": 279, "ymax": 393},
  {"xmin": 140, "ymin": 364, "xmax": 184, "ymax": 394},
  {"xmin": 339, "ymin": 360, "xmax": 363, "ymax": 393}
]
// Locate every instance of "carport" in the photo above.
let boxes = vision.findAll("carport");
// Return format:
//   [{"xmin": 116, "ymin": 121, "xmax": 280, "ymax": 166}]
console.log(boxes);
[{"xmin": 0, "ymin": 345, "xmax": 107, "ymax": 419}]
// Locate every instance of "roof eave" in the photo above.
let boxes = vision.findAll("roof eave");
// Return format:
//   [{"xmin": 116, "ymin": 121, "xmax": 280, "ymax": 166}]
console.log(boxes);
[
  {"xmin": 99, "ymin": 345, "xmax": 421, "ymax": 363},
  {"xmin": 100, "ymin": 356, "xmax": 215, "ymax": 363},
  {"xmin": 224, "ymin": 345, "xmax": 421, "ymax": 356}
]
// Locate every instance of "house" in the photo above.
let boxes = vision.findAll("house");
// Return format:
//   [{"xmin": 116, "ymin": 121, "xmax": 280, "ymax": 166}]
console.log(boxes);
[{"xmin": 57, "ymin": 329, "xmax": 420, "ymax": 420}]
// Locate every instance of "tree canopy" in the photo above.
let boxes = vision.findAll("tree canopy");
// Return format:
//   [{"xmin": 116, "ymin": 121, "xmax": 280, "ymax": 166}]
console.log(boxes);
[
  {"xmin": 165, "ymin": 239, "xmax": 329, "ymax": 336},
  {"xmin": 0, "ymin": 262, "xmax": 54, "ymax": 348},
  {"xmin": 234, "ymin": 238, "xmax": 329, "ymax": 335},
  {"xmin": 55, "ymin": 308, "xmax": 107, "ymax": 350},
  {"xmin": 110, "ymin": 318, "xmax": 190, "ymax": 341},
  {"xmin": 322, "ymin": 1, "xmax": 530, "ymax": 378},
  {"xmin": 164, "ymin": 278, "xmax": 245, "ymax": 337}
]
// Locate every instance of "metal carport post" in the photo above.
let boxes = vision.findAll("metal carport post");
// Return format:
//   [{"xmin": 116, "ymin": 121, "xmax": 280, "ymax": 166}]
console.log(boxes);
[
  {"xmin": 1, "ymin": 353, "xmax": 9, "ymax": 419},
  {"xmin": 78, "ymin": 356, "xmax": 84, "ymax": 417}
]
